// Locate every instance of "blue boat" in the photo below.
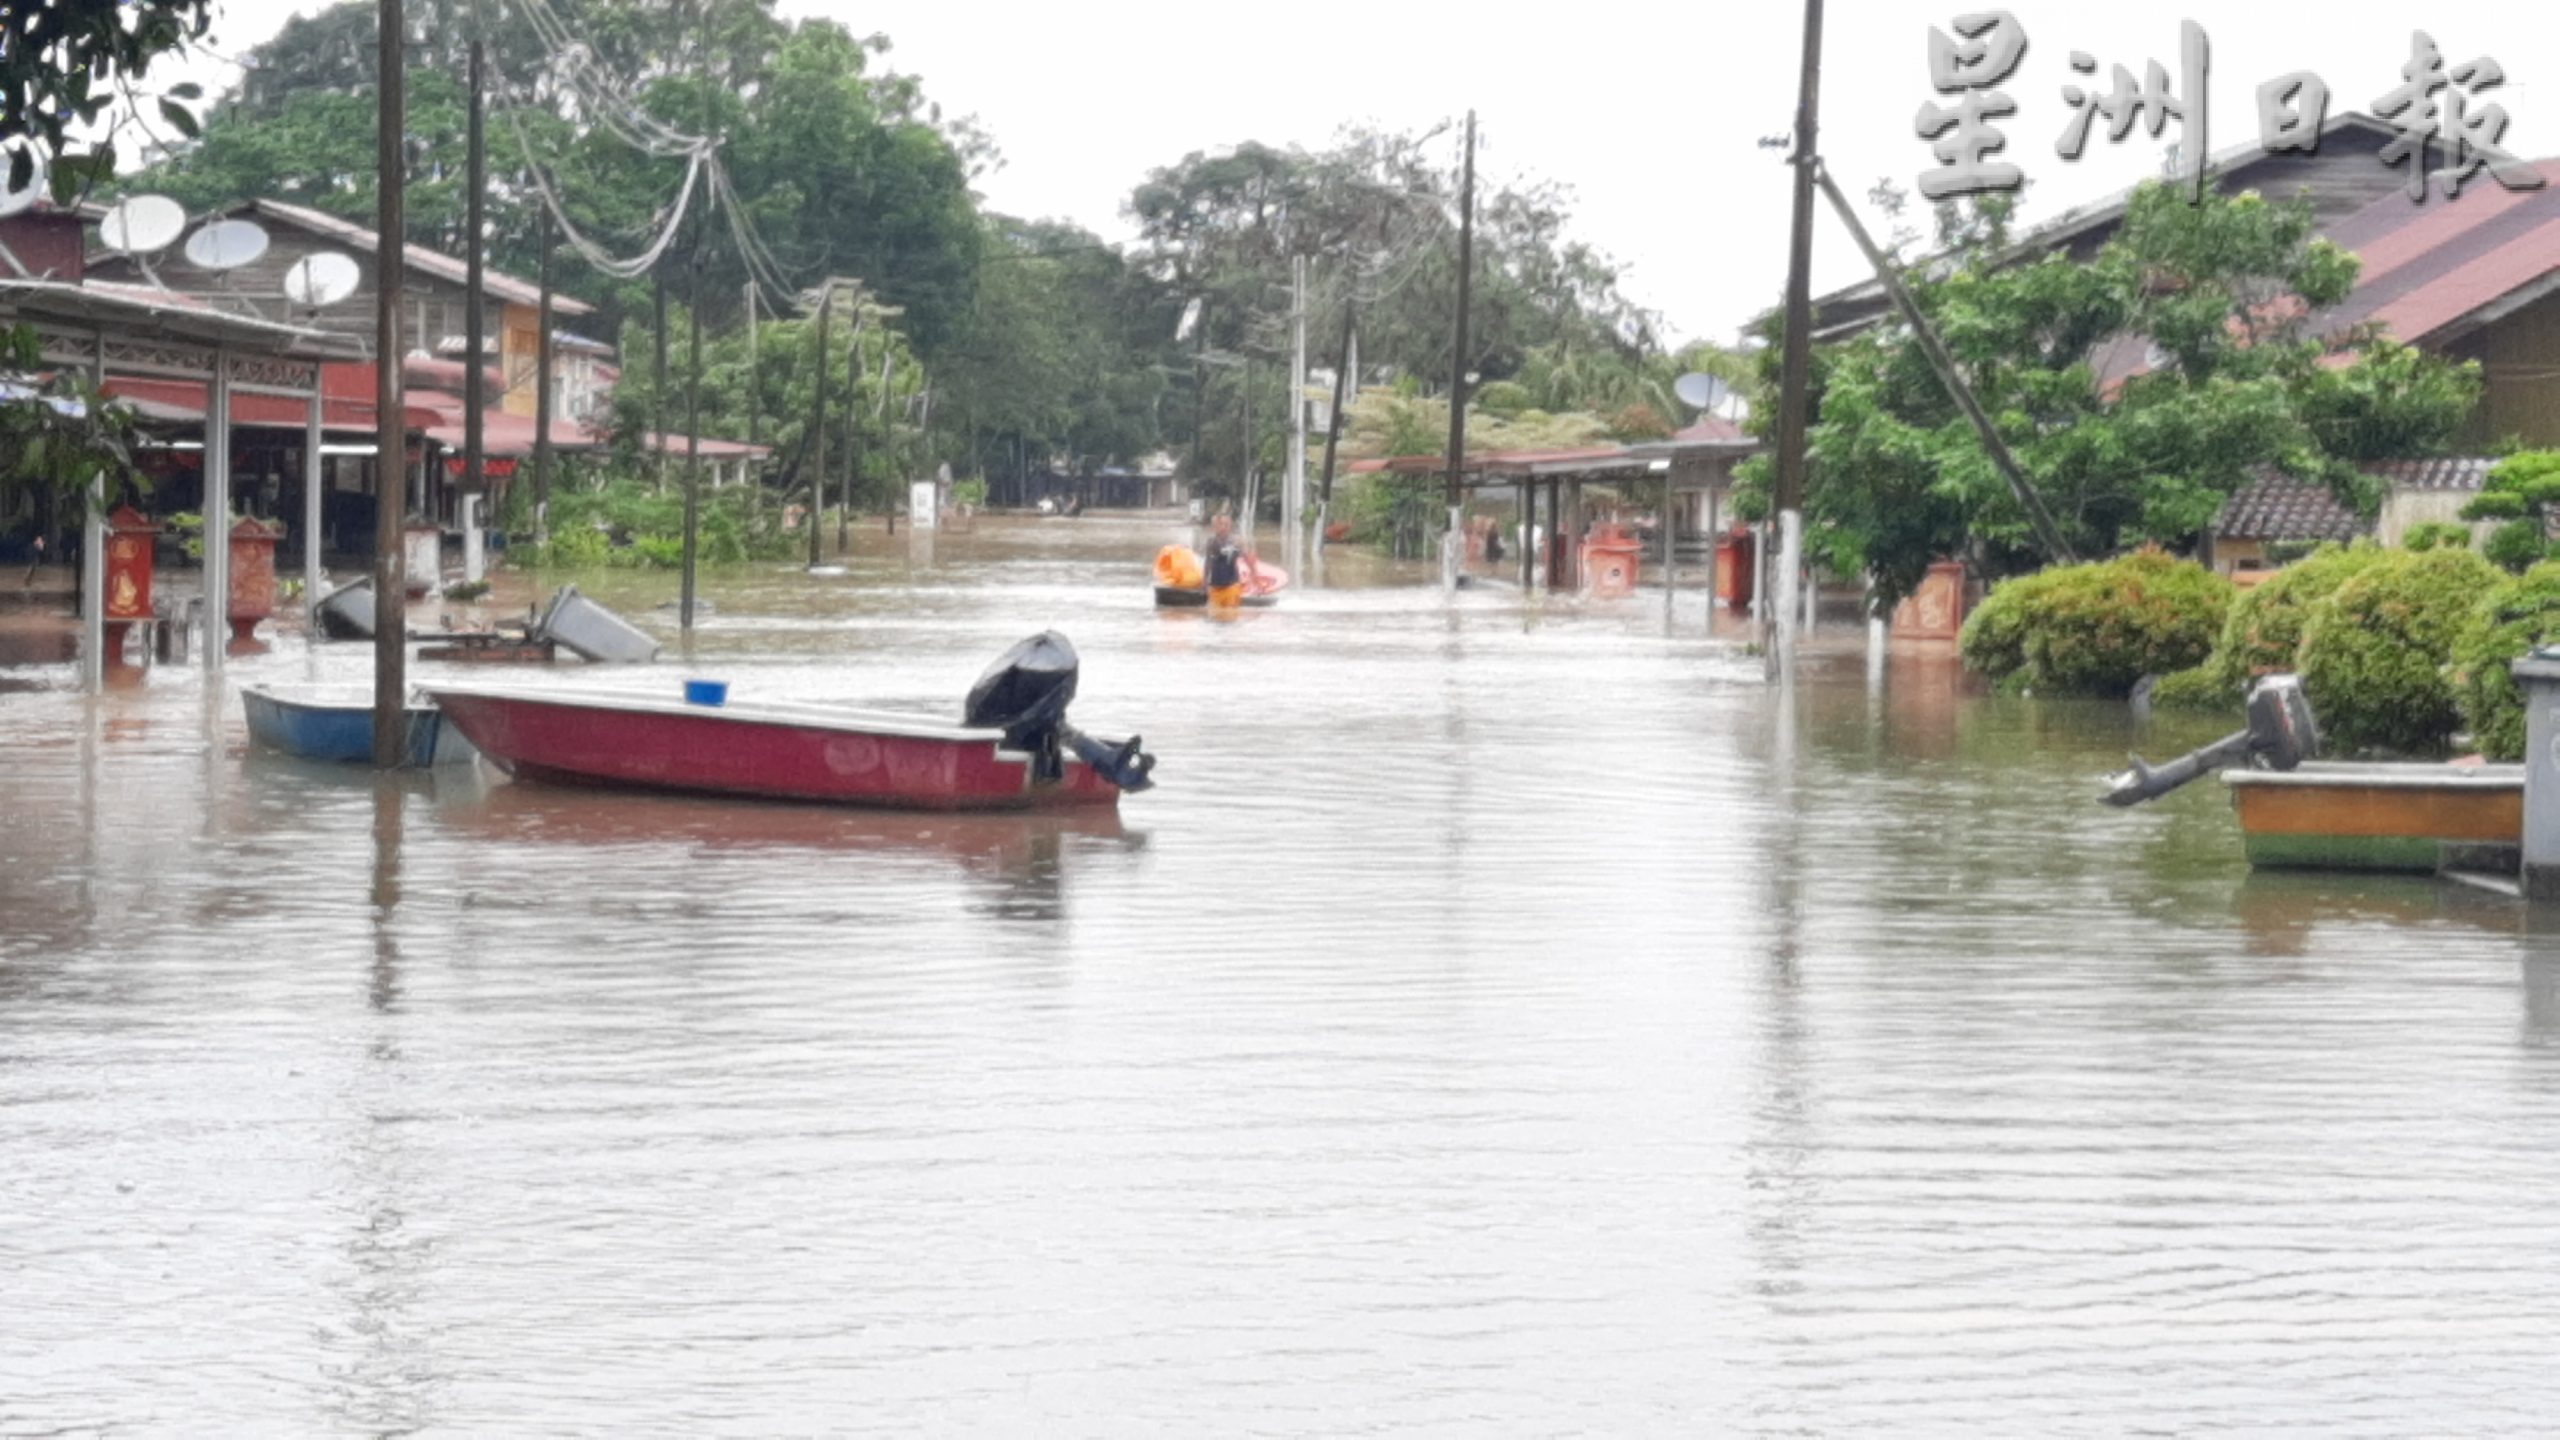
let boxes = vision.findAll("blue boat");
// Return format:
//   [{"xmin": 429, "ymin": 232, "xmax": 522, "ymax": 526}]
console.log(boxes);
[{"xmin": 240, "ymin": 684, "xmax": 476, "ymax": 768}]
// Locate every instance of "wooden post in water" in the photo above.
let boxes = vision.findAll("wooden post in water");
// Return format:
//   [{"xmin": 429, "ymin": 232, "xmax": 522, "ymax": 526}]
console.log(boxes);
[
  {"xmin": 533, "ymin": 213, "xmax": 554, "ymax": 544},
  {"xmin": 680, "ymin": 253, "xmax": 703, "ymax": 631},
  {"xmin": 371, "ymin": 0, "xmax": 408, "ymax": 768},
  {"xmin": 1768, "ymin": 0, "xmax": 1825, "ymax": 674},
  {"xmin": 463, "ymin": 40, "xmax": 486, "ymax": 533},
  {"xmin": 806, "ymin": 283, "xmax": 832, "ymax": 569},
  {"xmin": 1441, "ymin": 109, "xmax": 1476, "ymax": 592}
]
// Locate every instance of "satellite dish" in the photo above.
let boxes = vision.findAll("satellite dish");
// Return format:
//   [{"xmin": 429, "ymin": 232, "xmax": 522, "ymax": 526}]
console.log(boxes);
[
  {"xmin": 0, "ymin": 164, "xmax": 41, "ymax": 220},
  {"xmin": 283, "ymin": 251, "xmax": 360, "ymax": 307},
  {"xmin": 183, "ymin": 218, "xmax": 271, "ymax": 270},
  {"xmin": 1674, "ymin": 371, "xmax": 1732, "ymax": 411},
  {"xmin": 99, "ymin": 195, "xmax": 186, "ymax": 255}
]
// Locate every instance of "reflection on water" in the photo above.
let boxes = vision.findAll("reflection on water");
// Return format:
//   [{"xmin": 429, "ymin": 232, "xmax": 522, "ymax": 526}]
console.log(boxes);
[{"xmin": 6, "ymin": 516, "xmax": 2560, "ymax": 1433}]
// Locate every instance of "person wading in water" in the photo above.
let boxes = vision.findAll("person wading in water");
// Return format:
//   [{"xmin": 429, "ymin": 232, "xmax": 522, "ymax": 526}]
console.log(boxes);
[{"xmin": 1203, "ymin": 512, "xmax": 1249, "ymax": 609}]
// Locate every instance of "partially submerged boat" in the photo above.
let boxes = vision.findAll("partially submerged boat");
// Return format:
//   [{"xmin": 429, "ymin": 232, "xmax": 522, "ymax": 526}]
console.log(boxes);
[
  {"xmin": 2102, "ymin": 674, "xmax": 2523, "ymax": 873},
  {"xmin": 1152, "ymin": 545, "xmax": 1286, "ymax": 608},
  {"xmin": 422, "ymin": 632, "xmax": 1156, "ymax": 812},
  {"xmin": 2225, "ymin": 763, "xmax": 2523, "ymax": 871},
  {"xmin": 240, "ymin": 683, "xmax": 477, "ymax": 768}
]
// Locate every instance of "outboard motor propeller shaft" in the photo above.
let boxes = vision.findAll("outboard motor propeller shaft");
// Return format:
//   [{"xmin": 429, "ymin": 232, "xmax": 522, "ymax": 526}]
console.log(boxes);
[
  {"xmin": 2101, "ymin": 674, "xmax": 2317, "ymax": 807},
  {"xmin": 964, "ymin": 631, "xmax": 1157, "ymax": 793}
]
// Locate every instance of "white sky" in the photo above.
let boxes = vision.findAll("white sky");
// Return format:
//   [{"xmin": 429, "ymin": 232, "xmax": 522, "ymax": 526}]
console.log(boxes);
[{"xmin": 162, "ymin": 2, "xmax": 2555, "ymax": 346}]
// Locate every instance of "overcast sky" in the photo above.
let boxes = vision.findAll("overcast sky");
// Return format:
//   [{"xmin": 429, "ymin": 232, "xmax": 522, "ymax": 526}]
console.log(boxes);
[{"xmin": 166, "ymin": 2, "xmax": 2554, "ymax": 346}]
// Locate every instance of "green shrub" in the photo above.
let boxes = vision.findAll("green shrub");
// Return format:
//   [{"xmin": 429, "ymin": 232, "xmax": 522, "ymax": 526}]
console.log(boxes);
[
  {"xmin": 2207, "ymin": 541, "xmax": 2388, "ymax": 687},
  {"xmin": 2401, "ymin": 521, "xmax": 2472, "ymax": 552},
  {"xmin": 2451, "ymin": 560, "xmax": 2560, "ymax": 760},
  {"xmin": 2297, "ymin": 546, "xmax": 2500, "ymax": 754},
  {"xmin": 2484, "ymin": 517, "xmax": 2550, "ymax": 573},
  {"xmin": 2149, "ymin": 662, "xmax": 2243, "ymax": 714},
  {"xmin": 1958, "ymin": 551, "xmax": 2235, "ymax": 698}
]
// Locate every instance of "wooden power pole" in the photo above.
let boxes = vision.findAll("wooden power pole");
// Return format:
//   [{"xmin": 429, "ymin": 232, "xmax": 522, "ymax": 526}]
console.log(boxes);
[
  {"xmin": 371, "ymin": 0, "xmax": 408, "ymax": 768},
  {"xmin": 1441, "ymin": 109, "xmax": 1475, "ymax": 592},
  {"xmin": 1769, "ymin": 0, "xmax": 1825, "ymax": 672}
]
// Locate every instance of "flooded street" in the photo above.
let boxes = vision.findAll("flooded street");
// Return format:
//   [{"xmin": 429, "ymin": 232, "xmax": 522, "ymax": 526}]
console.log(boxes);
[{"xmin": 7, "ymin": 516, "xmax": 2560, "ymax": 1434}]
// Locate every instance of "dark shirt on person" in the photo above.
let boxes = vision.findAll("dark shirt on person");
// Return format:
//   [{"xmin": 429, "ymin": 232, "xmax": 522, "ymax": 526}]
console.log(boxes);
[{"xmin": 1204, "ymin": 534, "xmax": 1244, "ymax": 589}]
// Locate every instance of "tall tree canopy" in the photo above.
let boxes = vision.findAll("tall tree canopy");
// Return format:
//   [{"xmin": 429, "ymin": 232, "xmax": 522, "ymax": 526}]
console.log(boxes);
[
  {"xmin": 1743, "ymin": 183, "xmax": 2482, "ymax": 609},
  {"xmin": 1125, "ymin": 125, "xmax": 1748, "ymax": 480},
  {"xmin": 144, "ymin": 0, "xmax": 984, "ymax": 349}
]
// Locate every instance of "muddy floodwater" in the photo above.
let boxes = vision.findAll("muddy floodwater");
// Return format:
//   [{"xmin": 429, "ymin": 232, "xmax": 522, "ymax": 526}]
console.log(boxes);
[{"xmin": 7, "ymin": 516, "xmax": 2560, "ymax": 1435}]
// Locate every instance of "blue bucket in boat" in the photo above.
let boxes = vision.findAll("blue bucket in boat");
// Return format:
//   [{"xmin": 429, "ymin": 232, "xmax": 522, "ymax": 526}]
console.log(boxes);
[{"xmin": 684, "ymin": 679, "xmax": 729, "ymax": 707}]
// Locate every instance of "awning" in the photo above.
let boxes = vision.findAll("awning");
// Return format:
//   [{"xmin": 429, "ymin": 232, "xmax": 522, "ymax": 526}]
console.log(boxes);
[
  {"xmin": 100, "ymin": 376, "xmax": 444, "ymax": 432},
  {"xmin": 423, "ymin": 408, "xmax": 610, "ymax": 458}
]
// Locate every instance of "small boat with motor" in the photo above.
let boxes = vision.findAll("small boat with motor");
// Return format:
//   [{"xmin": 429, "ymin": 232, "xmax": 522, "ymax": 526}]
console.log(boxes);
[
  {"xmin": 421, "ymin": 632, "xmax": 1156, "ymax": 812},
  {"xmin": 2101, "ymin": 674, "xmax": 2522, "ymax": 871},
  {"xmin": 241, "ymin": 683, "xmax": 477, "ymax": 767},
  {"xmin": 1152, "ymin": 545, "xmax": 1286, "ymax": 608}
]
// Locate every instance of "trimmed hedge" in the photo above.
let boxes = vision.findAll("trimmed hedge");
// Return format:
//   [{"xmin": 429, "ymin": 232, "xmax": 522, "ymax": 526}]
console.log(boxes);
[
  {"xmin": 2207, "ymin": 541, "xmax": 2389, "ymax": 689},
  {"xmin": 2148, "ymin": 661, "xmax": 2243, "ymax": 714},
  {"xmin": 2296, "ymin": 546, "xmax": 2500, "ymax": 754},
  {"xmin": 1959, "ymin": 552, "xmax": 2236, "ymax": 698},
  {"xmin": 2451, "ymin": 561, "xmax": 2560, "ymax": 760}
]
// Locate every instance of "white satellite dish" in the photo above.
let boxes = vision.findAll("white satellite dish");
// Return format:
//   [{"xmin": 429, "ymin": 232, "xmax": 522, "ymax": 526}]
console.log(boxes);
[
  {"xmin": 183, "ymin": 218, "xmax": 271, "ymax": 271},
  {"xmin": 1674, "ymin": 371, "xmax": 1732, "ymax": 412},
  {"xmin": 0, "ymin": 163, "xmax": 42, "ymax": 220},
  {"xmin": 283, "ymin": 251, "xmax": 360, "ymax": 307},
  {"xmin": 99, "ymin": 195, "xmax": 186, "ymax": 255}
]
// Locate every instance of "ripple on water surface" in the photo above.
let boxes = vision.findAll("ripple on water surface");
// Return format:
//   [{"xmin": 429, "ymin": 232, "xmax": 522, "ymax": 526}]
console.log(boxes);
[{"xmin": 4, "ymin": 517, "xmax": 2560, "ymax": 1435}]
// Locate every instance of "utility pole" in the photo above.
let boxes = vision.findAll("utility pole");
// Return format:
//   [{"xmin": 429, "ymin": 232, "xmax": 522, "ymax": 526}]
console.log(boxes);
[
  {"xmin": 1240, "ymin": 356, "xmax": 1254, "ymax": 537},
  {"xmin": 651, "ymin": 270, "xmax": 669, "ymax": 494},
  {"xmin": 1441, "ymin": 109, "xmax": 1476, "ymax": 592},
  {"xmin": 1287, "ymin": 252, "xmax": 1308, "ymax": 575},
  {"xmin": 680, "ymin": 246, "xmax": 703, "ymax": 631},
  {"xmin": 1189, "ymin": 298, "xmax": 1206, "ymax": 494},
  {"xmin": 806, "ymin": 282, "xmax": 832, "ymax": 569},
  {"xmin": 741, "ymin": 280, "xmax": 760, "ymax": 527},
  {"xmin": 371, "ymin": 0, "xmax": 407, "ymax": 769},
  {"xmin": 743, "ymin": 281, "xmax": 759, "ymax": 453},
  {"xmin": 463, "ymin": 38, "xmax": 486, "ymax": 544},
  {"xmin": 1769, "ymin": 0, "xmax": 1825, "ymax": 675},
  {"xmin": 533, "ymin": 211, "xmax": 554, "ymax": 544},
  {"xmin": 841, "ymin": 318, "xmax": 862, "ymax": 552},
  {"xmin": 1316, "ymin": 302, "xmax": 1353, "ymax": 548}
]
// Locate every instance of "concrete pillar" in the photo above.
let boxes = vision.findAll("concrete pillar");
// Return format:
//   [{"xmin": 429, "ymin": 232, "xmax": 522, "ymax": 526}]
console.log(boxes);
[
  {"xmin": 202, "ymin": 350, "xmax": 231, "ymax": 674},
  {"xmin": 2517, "ymin": 656, "xmax": 2560, "ymax": 901},
  {"xmin": 304, "ymin": 385, "xmax": 324, "ymax": 630},
  {"xmin": 462, "ymin": 494, "xmax": 485, "ymax": 583}
]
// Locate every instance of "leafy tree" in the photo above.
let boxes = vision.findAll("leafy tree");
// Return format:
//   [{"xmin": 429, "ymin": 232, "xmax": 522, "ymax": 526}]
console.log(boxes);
[
  {"xmin": 1740, "ymin": 183, "xmax": 2480, "ymax": 611},
  {"xmin": 143, "ymin": 2, "xmax": 984, "ymax": 348},
  {"xmin": 0, "ymin": 328, "xmax": 152, "ymax": 511},
  {"xmin": 2, "ymin": 0, "xmax": 211, "ymax": 196},
  {"xmin": 935, "ymin": 216, "xmax": 1180, "ymax": 487},
  {"xmin": 1127, "ymin": 124, "xmax": 1725, "ymax": 479},
  {"xmin": 2458, "ymin": 450, "xmax": 2560, "ymax": 573}
]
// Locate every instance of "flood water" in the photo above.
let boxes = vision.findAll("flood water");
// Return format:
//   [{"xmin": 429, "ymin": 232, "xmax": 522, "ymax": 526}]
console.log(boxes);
[{"xmin": 7, "ymin": 515, "xmax": 2560, "ymax": 1435}]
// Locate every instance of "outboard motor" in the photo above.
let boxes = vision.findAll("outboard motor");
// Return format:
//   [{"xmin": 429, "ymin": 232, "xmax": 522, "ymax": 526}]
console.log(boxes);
[
  {"xmin": 964, "ymin": 632, "xmax": 1157, "ymax": 792},
  {"xmin": 2101, "ymin": 673, "xmax": 2316, "ymax": 806}
]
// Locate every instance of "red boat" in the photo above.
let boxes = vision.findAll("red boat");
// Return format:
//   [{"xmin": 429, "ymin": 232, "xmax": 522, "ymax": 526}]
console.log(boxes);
[{"xmin": 422, "ymin": 633, "xmax": 1156, "ymax": 813}]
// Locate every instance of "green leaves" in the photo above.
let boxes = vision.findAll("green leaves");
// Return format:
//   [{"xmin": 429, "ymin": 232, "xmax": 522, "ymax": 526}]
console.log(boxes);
[
  {"xmin": 1798, "ymin": 182, "xmax": 2478, "ymax": 610},
  {"xmin": 0, "ymin": 323, "xmax": 154, "ymax": 514}
]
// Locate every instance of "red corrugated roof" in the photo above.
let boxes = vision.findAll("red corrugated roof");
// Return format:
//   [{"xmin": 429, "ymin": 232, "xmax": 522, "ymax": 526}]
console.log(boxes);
[{"xmin": 102, "ymin": 376, "xmax": 443, "ymax": 431}]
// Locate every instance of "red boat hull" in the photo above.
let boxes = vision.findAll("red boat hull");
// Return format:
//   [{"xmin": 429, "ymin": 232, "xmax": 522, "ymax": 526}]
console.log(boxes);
[{"xmin": 427, "ymin": 688, "xmax": 1122, "ymax": 812}]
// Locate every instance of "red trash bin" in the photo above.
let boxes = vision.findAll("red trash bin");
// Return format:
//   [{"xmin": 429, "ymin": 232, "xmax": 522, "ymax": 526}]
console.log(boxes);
[
  {"xmin": 1580, "ymin": 523, "xmax": 1645, "ymax": 599},
  {"xmin": 1713, "ymin": 526, "xmax": 1756, "ymax": 610}
]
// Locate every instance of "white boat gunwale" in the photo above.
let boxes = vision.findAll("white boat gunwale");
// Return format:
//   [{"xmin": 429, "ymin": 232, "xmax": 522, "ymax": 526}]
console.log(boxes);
[
  {"xmin": 416, "ymin": 680, "xmax": 1090, "ymax": 748},
  {"xmin": 2222, "ymin": 762, "xmax": 2525, "ymax": 793}
]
